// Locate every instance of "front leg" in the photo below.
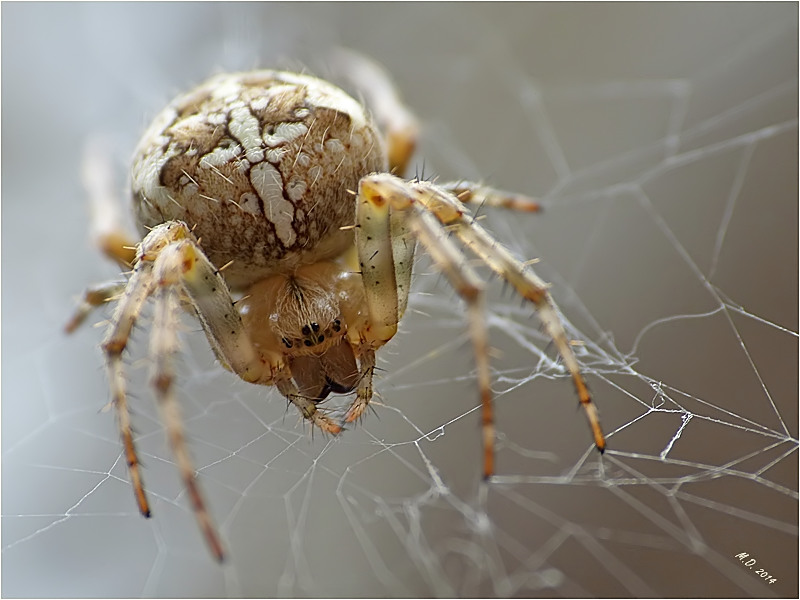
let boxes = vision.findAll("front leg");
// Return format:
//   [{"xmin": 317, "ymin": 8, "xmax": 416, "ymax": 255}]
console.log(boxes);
[
  {"xmin": 339, "ymin": 173, "xmax": 419, "ymax": 424},
  {"xmin": 173, "ymin": 237, "xmax": 264, "ymax": 384},
  {"xmin": 162, "ymin": 229, "xmax": 346, "ymax": 436},
  {"xmin": 82, "ymin": 136, "xmax": 139, "ymax": 267},
  {"xmin": 64, "ymin": 279, "xmax": 127, "ymax": 333},
  {"xmin": 355, "ymin": 178, "xmax": 416, "ymax": 347},
  {"xmin": 344, "ymin": 347, "xmax": 376, "ymax": 424},
  {"xmin": 357, "ymin": 174, "xmax": 496, "ymax": 476},
  {"xmin": 275, "ymin": 376, "xmax": 344, "ymax": 435},
  {"xmin": 441, "ymin": 181, "xmax": 541, "ymax": 213}
]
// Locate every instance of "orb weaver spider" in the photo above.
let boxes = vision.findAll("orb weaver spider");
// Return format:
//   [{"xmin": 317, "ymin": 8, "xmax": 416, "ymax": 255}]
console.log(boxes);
[{"xmin": 67, "ymin": 53, "xmax": 605, "ymax": 561}]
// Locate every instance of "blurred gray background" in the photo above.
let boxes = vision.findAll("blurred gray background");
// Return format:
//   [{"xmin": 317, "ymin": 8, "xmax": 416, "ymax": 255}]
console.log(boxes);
[{"xmin": 3, "ymin": 3, "xmax": 797, "ymax": 597}]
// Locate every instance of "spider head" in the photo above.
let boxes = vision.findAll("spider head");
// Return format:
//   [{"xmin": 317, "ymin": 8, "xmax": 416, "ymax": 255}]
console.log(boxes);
[
  {"xmin": 281, "ymin": 318, "xmax": 343, "ymax": 350},
  {"xmin": 278, "ymin": 317, "xmax": 344, "ymax": 353},
  {"xmin": 269, "ymin": 270, "xmax": 345, "ymax": 356},
  {"xmin": 240, "ymin": 261, "xmax": 368, "ymax": 402},
  {"xmin": 240, "ymin": 261, "xmax": 364, "ymax": 360}
]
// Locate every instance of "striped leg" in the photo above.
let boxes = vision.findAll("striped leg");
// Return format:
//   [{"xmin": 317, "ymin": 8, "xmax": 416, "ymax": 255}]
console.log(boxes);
[
  {"xmin": 356, "ymin": 175, "xmax": 495, "ymax": 477},
  {"xmin": 415, "ymin": 182, "xmax": 606, "ymax": 454},
  {"xmin": 356, "ymin": 173, "xmax": 605, "ymax": 480}
]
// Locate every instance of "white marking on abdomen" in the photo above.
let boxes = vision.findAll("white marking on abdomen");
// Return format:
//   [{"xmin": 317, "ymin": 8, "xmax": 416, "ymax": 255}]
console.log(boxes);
[
  {"xmin": 263, "ymin": 122, "xmax": 308, "ymax": 147},
  {"xmin": 249, "ymin": 161, "xmax": 296, "ymax": 246},
  {"xmin": 229, "ymin": 106, "xmax": 265, "ymax": 163}
]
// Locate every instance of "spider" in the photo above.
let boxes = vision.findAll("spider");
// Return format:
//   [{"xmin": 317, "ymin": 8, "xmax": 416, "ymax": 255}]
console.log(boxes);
[{"xmin": 67, "ymin": 54, "xmax": 605, "ymax": 561}]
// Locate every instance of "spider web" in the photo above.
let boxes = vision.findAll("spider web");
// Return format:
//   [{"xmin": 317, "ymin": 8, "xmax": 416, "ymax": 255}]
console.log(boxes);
[{"xmin": 3, "ymin": 3, "xmax": 797, "ymax": 597}]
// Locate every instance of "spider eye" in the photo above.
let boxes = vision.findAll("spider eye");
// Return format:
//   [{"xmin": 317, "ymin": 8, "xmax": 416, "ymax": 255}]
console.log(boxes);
[
  {"xmin": 303, "ymin": 340, "xmax": 313, "ymax": 347},
  {"xmin": 301, "ymin": 325, "xmax": 311, "ymax": 335},
  {"xmin": 332, "ymin": 319, "xmax": 341, "ymax": 332},
  {"xmin": 282, "ymin": 337, "xmax": 293, "ymax": 348},
  {"xmin": 310, "ymin": 322, "xmax": 320, "ymax": 332}
]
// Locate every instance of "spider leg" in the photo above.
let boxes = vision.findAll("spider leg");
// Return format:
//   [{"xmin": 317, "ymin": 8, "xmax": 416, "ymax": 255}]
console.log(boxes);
[
  {"xmin": 440, "ymin": 181, "xmax": 542, "ymax": 213},
  {"xmin": 358, "ymin": 173, "xmax": 605, "ymax": 474},
  {"xmin": 407, "ymin": 209, "xmax": 495, "ymax": 477},
  {"xmin": 164, "ymin": 232, "xmax": 345, "ymax": 435},
  {"xmin": 416, "ymin": 184, "xmax": 607, "ymax": 454},
  {"xmin": 329, "ymin": 48, "xmax": 418, "ymax": 176},
  {"xmin": 174, "ymin": 239, "xmax": 264, "ymax": 384},
  {"xmin": 65, "ymin": 140, "xmax": 142, "ymax": 334},
  {"xmin": 342, "ymin": 171, "xmax": 419, "ymax": 425},
  {"xmin": 357, "ymin": 175, "xmax": 495, "ymax": 477},
  {"xmin": 65, "ymin": 279, "xmax": 127, "ymax": 333},
  {"xmin": 345, "ymin": 170, "xmax": 416, "ymax": 422},
  {"xmin": 99, "ymin": 221, "xmax": 266, "ymax": 562},
  {"xmin": 101, "ymin": 262, "xmax": 155, "ymax": 521},
  {"xmin": 184, "ymin": 258, "xmax": 346, "ymax": 434},
  {"xmin": 274, "ymin": 376, "xmax": 343, "ymax": 434},
  {"xmin": 344, "ymin": 347, "xmax": 376, "ymax": 424},
  {"xmin": 150, "ymin": 245, "xmax": 224, "ymax": 561},
  {"xmin": 82, "ymin": 136, "xmax": 138, "ymax": 267},
  {"xmin": 355, "ymin": 177, "xmax": 417, "ymax": 346}
]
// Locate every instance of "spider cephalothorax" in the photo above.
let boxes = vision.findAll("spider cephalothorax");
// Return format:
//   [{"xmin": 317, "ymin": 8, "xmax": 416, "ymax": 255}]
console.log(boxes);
[
  {"xmin": 238, "ymin": 261, "xmax": 368, "ymax": 402},
  {"xmin": 68, "ymin": 54, "xmax": 604, "ymax": 561}
]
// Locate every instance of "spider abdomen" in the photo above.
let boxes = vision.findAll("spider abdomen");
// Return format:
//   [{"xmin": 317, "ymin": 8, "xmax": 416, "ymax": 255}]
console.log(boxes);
[{"xmin": 131, "ymin": 71, "xmax": 386, "ymax": 289}]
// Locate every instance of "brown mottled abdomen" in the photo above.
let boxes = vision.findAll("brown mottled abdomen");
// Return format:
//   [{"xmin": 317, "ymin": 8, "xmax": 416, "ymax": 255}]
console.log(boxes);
[{"xmin": 131, "ymin": 70, "xmax": 386, "ymax": 288}]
